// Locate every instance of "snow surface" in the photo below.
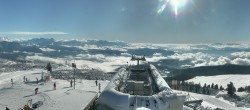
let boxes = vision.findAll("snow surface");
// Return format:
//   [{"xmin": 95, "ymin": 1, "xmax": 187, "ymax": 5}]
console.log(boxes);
[
  {"xmin": 177, "ymin": 91, "xmax": 244, "ymax": 110},
  {"xmin": 184, "ymin": 74, "xmax": 250, "ymax": 110},
  {"xmin": 0, "ymin": 69, "xmax": 109, "ymax": 110},
  {"xmin": 187, "ymin": 74, "xmax": 250, "ymax": 89},
  {"xmin": 0, "ymin": 68, "xmax": 248, "ymax": 110}
]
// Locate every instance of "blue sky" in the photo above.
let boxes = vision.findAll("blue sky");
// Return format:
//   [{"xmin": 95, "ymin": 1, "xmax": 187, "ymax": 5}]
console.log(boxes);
[{"xmin": 0, "ymin": 0, "xmax": 250, "ymax": 43}]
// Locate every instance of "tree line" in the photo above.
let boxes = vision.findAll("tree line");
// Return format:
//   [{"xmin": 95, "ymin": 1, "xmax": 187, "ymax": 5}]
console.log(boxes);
[{"xmin": 168, "ymin": 80, "xmax": 241, "ymax": 97}]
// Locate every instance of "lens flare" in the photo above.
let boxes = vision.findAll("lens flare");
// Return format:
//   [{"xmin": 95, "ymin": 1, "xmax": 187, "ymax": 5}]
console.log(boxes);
[{"xmin": 158, "ymin": 0, "xmax": 190, "ymax": 16}]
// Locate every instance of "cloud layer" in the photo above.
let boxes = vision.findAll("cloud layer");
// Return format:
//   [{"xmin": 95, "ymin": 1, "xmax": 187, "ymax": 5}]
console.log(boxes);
[{"xmin": 2, "ymin": 38, "xmax": 247, "ymax": 72}]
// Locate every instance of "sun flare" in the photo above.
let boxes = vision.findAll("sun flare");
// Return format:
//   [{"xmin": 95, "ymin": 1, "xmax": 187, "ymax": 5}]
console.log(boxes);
[{"xmin": 158, "ymin": 0, "xmax": 190, "ymax": 16}]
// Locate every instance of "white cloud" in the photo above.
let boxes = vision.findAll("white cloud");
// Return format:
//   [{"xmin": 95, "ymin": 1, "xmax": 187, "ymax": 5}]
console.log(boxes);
[
  {"xmin": 121, "ymin": 53, "xmax": 131, "ymax": 57},
  {"xmin": 64, "ymin": 45, "xmax": 127, "ymax": 52},
  {"xmin": 208, "ymin": 43, "xmax": 250, "ymax": 50},
  {"xmin": 153, "ymin": 53, "xmax": 163, "ymax": 57},
  {"xmin": 147, "ymin": 56, "xmax": 167, "ymax": 62},
  {"xmin": 26, "ymin": 55, "xmax": 65, "ymax": 64},
  {"xmin": 40, "ymin": 48, "xmax": 56, "ymax": 52},
  {"xmin": 231, "ymin": 52, "xmax": 250, "ymax": 58},
  {"xmin": 152, "ymin": 44, "xmax": 209, "ymax": 51},
  {"xmin": 73, "ymin": 45, "xmax": 103, "ymax": 50},
  {"xmin": 207, "ymin": 56, "xmax": 231, "ymax": 66},
  {"xmin": 0, "ymin": 32, "xmax": 67, "ymax": 35},
  {"xmin": 167, "ymin": 52, "xmax": 208, "ymax": 61},
  {"xmin": 127, "ymin": 43, "xmax": 157, "ymax": 49},
  {"xmin": 22, "ymin": 43, "xmax": 250, "ymax": 72},
  {"xmin": 194, "ymin": 56, "xmax": 250, "ymax": 67},
  {"xmin": 75, "ymin": 54, "xmax": 107, "ymax": 61},
  {"xmin": 231, "ymin": 58, "xmax": 250, "ymax": 65}
]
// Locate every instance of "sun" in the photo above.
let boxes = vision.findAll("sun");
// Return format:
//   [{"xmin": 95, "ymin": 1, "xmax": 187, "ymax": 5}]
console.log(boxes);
[
  {"xmin": 170, "ymin": 0, "xmax": 188, "ymax": 16},
  {"xmin": 158, "ymin": 0, "xmax": 190, "ymax": 16}
]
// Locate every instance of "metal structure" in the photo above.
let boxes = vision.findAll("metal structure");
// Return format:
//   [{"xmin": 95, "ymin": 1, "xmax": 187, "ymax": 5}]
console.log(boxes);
[
  {"xmin": 131, "ymin": 54, "xmax": 146, "ymax": 65},
  {"xmin": 84, "ymin": 93, "xmax": 98, "ymax": 110},
  {"xmin": 184, "ymin": 93, "xmax": 203, "ymax": 110},
  {"xmin": 96, "ymin": 55, "xmax": 186, "ymax": 110}
]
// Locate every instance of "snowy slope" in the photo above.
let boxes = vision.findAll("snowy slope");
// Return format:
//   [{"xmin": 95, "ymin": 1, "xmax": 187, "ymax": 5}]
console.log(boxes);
[
  {"xmin": 176, "ymin": 90, "xmax": 244, "ymax": 110},
  {"xmin": 1, "ymin": 67, "xmax": 249, "ymax": 110},
  {"xmin": 187, "ymin": 74, "xmax": 250, "ymax": 89},
  {"xmin": 0, "ymin": 69, "xmax": 109, "ymax": 110}
]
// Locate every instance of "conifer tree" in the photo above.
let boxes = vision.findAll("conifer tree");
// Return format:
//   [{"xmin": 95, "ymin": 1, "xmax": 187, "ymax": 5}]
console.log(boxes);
[
  {"xmin": 202, "ymin": 87, "xmax": 206, "ymax": 94},
  {"xmin": 46, "ymin": 63, "xmax": 52, "ymax": 72},
  {"xmin": 220, "ymin": 85, "xmax": 224, "ymax": 90},
  {"xmin": 203, "ymin": 83, "xmax": 207, "ymax": 88},
  {"xmin": 211, "ymin": 83, "xmax": 214, "ymax": 89},
  {"xmin": 237, "ymin": 87, "xmax": 245, "ymax": 92},
  {"xmin": 227, "ymin": 82, "xmax": 236, "ymax": 97},
  {"xmin": 207, "ymin": 85, "xmax": 210, "ymax": 88},
  {"xmin": 207, "ymin": 88, "xmax": 210, "ymax": 95},
  {"xmin": 215, "ymin": 84, "xmax": 218, "ymax": 90}
]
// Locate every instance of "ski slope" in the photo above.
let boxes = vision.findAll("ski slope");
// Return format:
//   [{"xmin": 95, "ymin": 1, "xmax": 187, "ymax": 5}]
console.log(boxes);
[
  {"xmin": 0, "ymin": 69, "xmax": 109, "ymax": 110},
  {"xmin": 188, "ymin": 92, "xmax": 242, "ymax": 110},
  {"xmin": 175, "ymin": 90, "xmax": 244, "ymax": 110},
  {"xmin": 187, "ymin": 74, "xmax": 250, "ymax": 89}
]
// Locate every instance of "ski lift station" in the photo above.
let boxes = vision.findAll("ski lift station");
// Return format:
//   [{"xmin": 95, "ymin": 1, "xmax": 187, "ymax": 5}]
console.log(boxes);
[{"xmin": 96, "ymin": 55, "xmax": 187, "ymax": 110}]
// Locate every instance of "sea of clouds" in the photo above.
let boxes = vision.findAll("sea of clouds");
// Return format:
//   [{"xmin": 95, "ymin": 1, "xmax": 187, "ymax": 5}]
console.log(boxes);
[
  {"xmin": 19, "ymin": 39, "xmax": 250, "ymax": 72},
  {"xmin": 2, "ymin": 37, "xmax": 248, "ymax": 72}
]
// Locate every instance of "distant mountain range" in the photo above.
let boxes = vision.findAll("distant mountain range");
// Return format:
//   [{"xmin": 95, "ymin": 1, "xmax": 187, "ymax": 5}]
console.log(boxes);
[
  {"xmin": 0, "ymin": 41, "xmax": 42, "ymax": 59},
  {"xmin": 0, "ymin": 38, "xmax": 175, "ymax": 59},
  {"xmin": 0, "ymin": 41, "xmax": 41, "ymax": 52},
  {"xmin": 19, "ymin": 38, "xmax": 128, "ymax": 47},
  {"xmin": 1, "ymin": 37, "xmax": 250, "ymax": 79}
]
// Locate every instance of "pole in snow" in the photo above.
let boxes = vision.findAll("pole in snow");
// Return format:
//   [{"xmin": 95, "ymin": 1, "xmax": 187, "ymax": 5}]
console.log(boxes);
[
  {"xmin": 99, "ymin": 83, "xmax": 101, "ymax": 93},
  {"xmin": 72, "ymin": 63, "xmax": 76, "ymax": 89},
  {"xmin": 74, "ymin": 68, "xmax": 75, "ymax": 89}
]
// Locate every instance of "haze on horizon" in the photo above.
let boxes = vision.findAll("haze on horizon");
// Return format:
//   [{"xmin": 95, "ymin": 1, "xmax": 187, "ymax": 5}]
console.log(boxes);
[{"xmin": 0, "ymin": 0, "xmax": 250, "ymax": 43}]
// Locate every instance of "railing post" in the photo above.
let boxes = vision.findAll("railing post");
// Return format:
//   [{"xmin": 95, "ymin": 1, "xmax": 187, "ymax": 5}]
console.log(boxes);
[{"xmin": 74, "ymin": 68, "xmax": 75, "ymax": 89}]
